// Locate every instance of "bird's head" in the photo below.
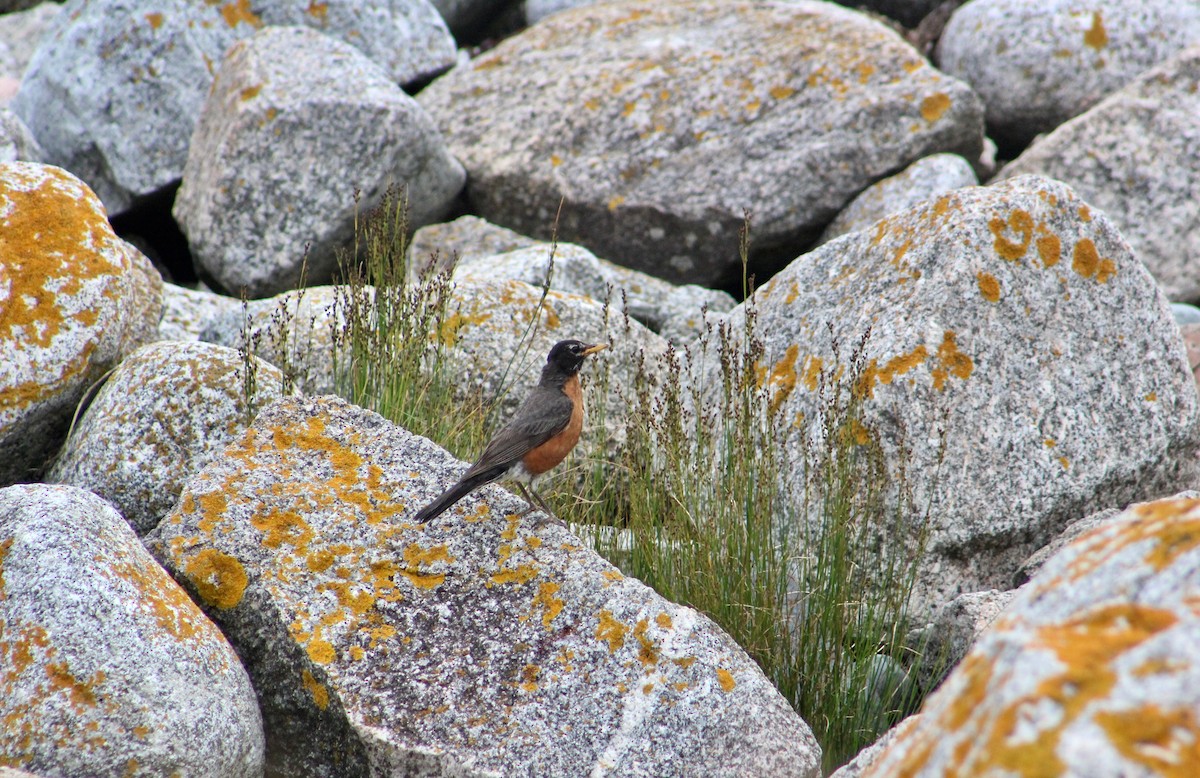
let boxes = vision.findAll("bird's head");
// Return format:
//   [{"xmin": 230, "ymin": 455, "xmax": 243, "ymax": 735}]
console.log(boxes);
[{"xmin": 546, "ymin": 339, "xmax": 607, "ymax": 375}]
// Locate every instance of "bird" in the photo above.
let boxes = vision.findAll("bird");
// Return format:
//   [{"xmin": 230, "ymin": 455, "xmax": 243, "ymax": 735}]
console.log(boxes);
[{"xmin": 413, "ymin": 339, "xmax": 608, "ymax": 526}]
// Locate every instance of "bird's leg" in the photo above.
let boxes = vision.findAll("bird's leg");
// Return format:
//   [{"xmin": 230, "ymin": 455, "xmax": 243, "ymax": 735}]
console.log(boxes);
[
  {"xmin": 514, "ymin": 482, "xmax": 538, "ymax": 516},
  {"xmin": 527, "ymin": 484, "xmax": 566, "ymax": 528}
]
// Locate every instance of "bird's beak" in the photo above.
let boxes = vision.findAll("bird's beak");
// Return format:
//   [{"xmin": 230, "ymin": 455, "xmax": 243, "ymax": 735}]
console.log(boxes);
[{"xmin": 581, "ymin": 343, "xmax": 608, "ymax": 356}]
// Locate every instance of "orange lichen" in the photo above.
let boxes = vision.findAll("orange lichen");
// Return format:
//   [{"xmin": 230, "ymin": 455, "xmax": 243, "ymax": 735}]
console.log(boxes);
[
  {"xmin": 239, "ymin": 84, "xmax": 261, "ymax": 101},
  {"xmin": 183, "ymin": 549, "xmax": 248, "ymax": 609},
  {"xmin": 520, "ymin": 664, "xmax": 540, "ymax": 693},
  {"xmin": 769, "ymin": 85, "xmax": 795, "ymax": 100},
  {"xmin": 252, "ymin": 509, "xmax": 314, "ymax": 549},
  {"xmin": 976, "ymin": 271, "xmax": 1001, "ymax": 302},
  {"xmin": 0, "ymin": 537, "xmax": 10, "ymax": 600},
  {"xmin": 595, "ymin": 609, "xmax": 627, "ymax": 652},
  {"xmin": 633, "ymin": 619, "xmax": 658, "ymax": 667},
  {"xmin": 1084, "ymin": 11, "xmax": 1108, "ymax": 50},
  {"xmin": 656, "ymin": 612, "xmax": 673, "ymax": 629},
  {"xmin": 988, "ymin": 210, "xmax": 1033, "ymax": 261},
  {"xmin": 490, "ymin": 564, "xmax": 538, "ymax": 585},
  {"xmin": 931, "ymin": 331, "xmax": 973, "ymax": 390},
  {"xmin": 220, "ymin": 0, "xmax": 260, "ymax": 27},
  {"xmin": 302, "ymin": 669, "xmax": 329, "ymax": 710},
  {"xmin": 145, "ymin": 11, "xmax": 163, "ymax": 28},
  {"xmin": 306, "ymin": 0, "xmax": 328, "ymax": 21},
  {"xmin": 716, "ymin": 668, "xmax": 736, "ymax": 692},
  {"xmin": 920, "ymin": 93, "xmax": 951, "ymax": 122},
  {"xmin": 306, "ymin": 636, "xmax": 336, "ymax": 664},
  {"xmin": 532, "ymin": 582, "xmax": 564, "ymax": 628},
  {"xmin": 756, "ymin": 344, "xmax": 800, "ymax": 413},
  {"xmin": 855, "ymin": 345, "xmax": 930, "ymax": 398},
  {"xmin": 1071, "ymin": 238, "xmax": 1115, "ymax": 281},
  {"xmin": 1036, "ymin": 234, "xmax": 1062, "ymax": 267}
]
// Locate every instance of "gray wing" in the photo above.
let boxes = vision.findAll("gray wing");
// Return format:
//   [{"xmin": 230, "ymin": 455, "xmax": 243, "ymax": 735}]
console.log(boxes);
[{"xmin": 462, "ymin": 386, "xmax": 574, "ymax": 478}]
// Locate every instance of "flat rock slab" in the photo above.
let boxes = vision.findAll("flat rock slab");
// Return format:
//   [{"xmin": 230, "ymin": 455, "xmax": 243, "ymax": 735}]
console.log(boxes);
[
  {"xmin": 47, "ymin": 340, "xmax": 287, "ymax": 535},
  {"xmin": 1000, "ymin": 46, "xmax": 1200, "ymax": 303},
  {"xmin": 0, "ymin": 483, "xmax": 263, "ymax": 777},
  {"xmin": 147, "ymin": 395, "xmax": 821, "ymax": 777},
  {"xmin": 861, "ymin": 495, "xmax": 1200, "ymax": 776},
  {"xmin": 724, "ymin": 174, "xmax": 1197, "ymax": 612},
  {"xmin": 936, "ymin": 0, "xmax": 1200, "ymax": 148},
  {"xmin": 175, "ymin": 25, "xmax": 464, "ymax": 298},
  {"xmin": 12, "ymin": 0, "xmax": 456, "ymax": 213},
  {"xmin": 418, "ymin": 0, "xmax": 983, "ymax": 286},
  {"xmin": 0, "ymin": 162, "xmax": 162, "ymax": 485}
]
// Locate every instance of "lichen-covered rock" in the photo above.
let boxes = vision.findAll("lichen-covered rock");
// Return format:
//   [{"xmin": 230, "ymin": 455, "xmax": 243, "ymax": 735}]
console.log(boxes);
[
  {"xmin": 937, "ymin": 0, "xmax": 1200, "ymax": 148},
  {"xmin": 0, "ymin": 162, "xmax": 163, "ymax": 485},
  {"xmin": 12, "ymin": 0, "xmax": 456, "ymax": 214},
  {"xmin": 46, "ymin": 341, "xmax": 287, "ymax": 534},
  {"xmin": 410, "ymin": 214, "xmax": 541, "ymax": 275},
  {"xmin": 817, "ymin": 153, "xmax": 977, "ymax": 245},
  {"xmin": 0, "ymin": 483, "xmax": 264, "ymax": 777},
  {"xmin": 147, "ymin": 395, "xmax": 822, "ymax": 777},
  {"xmin": 999, "ymin": 46, "xmax": 1200, "ymax": 303},
  {"xmin": 861, "ymin": 495, "xmax": 1200, "ymax": 777},
  {"xmin": 723, "ymin": 174, "xmax": 1197, "ymax": 613},
  {"xmin": 155, "ymin": 283, "xmax": 241, "ymax": 342},
  {"xmin": 175, "ymin": 26, "xmax": 464, "ymax": 298},
  {"xmin": 419, "ymin": 0, "xmax": 983, "ymax": 286}
]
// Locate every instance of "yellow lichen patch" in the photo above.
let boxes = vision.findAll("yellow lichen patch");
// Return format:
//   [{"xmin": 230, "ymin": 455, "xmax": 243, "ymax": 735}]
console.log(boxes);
[
  {"xmin": 601, "ymin": 569, "xmax": 624, "ymax": 586},
  {"xmin": 145, "ymin": 11, "xmax": 164, "ymax": 28},
  {"xmin": 976, "ymin": 271, "xmax": 1001, "ymax": 302},
  {"xmin": 1072, "ymin": 238, "xmax": 1107, "ymax": 280},
  {"xmin": 1096, "ymin": 705, "xmax": 1199, "ymax": 776},
  {"xmin": 239, "ymin": 84, "xmax": 261, "ymax": 101},
  {"xmin": 801, "ymin": 355, "xmax": 822, "ymax": 392},
  {"xmin": 301, "ymin": 669, "xmax": 329, "ymax": 710},
  {"xmin": 1145, "ymin": 392, "xmax": 1157, "ymax": 402},
  {"xmin": 306, "ymin": 635, "xmax": 336, "ymax": 665},
  {"xmin": 491, "ymin": 564, "xmax": 538, "ymax": 585},
  {"xmin": 769, "ymin": 85, "xmax": 795, "ymax": 100},
  {"xmin": 988, "ymin": 209, "xmax": 1033, "ymax": 261},
  {"xmin": 439, "ymin": 310, "xmax": 492, "ymax": 346},
  {"xmin": 183, "ymin": 549, "xmax": 248, "ymax": 609},
  {"xmin": 403, "ymin": 543, "xmax": 453, "ymax": 567},
  {"xmin": 716, "ymin": 668, "xmax": 736, "ymax": 692},
  {"xmin": 306, "ymin": 0, "xmax": 328, "ymax": 21},
  {"xmin": 756, "ymin": 344, "xmax": 799, "ymax": 413},
  {"xmin": 1037, "ymin": 233, "xmax": 1062, "ymax": 267},
  {"xmin": 920, "ymin": 92, "xmax": 951, "ymax": 122},
  {"xmin": 517, "ymin": 664, "xmax": 540, "ymax": 693},
  {"xmin": 550, "ymin": 153, "xmax": 563, "ymax": 167},
  {"xmin": 220, "ymin": 0, "xmax": 260, "ymax": 28},
  {"xmin": 633, "ymin": 619, "xmax": 659, "ymax": 667},
  {"xmin": 595, "ymin": 609, "xmax": 628, "ymax": 653},
  {"xmin": 655, "ymin": 612, "xmax": 672, "ymax": 629},
  {"xmin": 855, "ymin": 345, "xmax": 930, "ymax": 399},
  {"xmin": 44, "ymin": 662, "xmax": 99, "ymax": 709},
  {"xmin": 1083, "ymin": 11, "xmax": 1108, "ymax": 50},
  {"xmin": 307, "ymin": 548, "xmax": 335, "ymax": 573},
  {"xmin": 531, "ymin": 582, "xmax": 564, "ymax": 628},
  {"xmin": 673, "ymin": 656, "xmax": 697, "ymax": 669},
  {"xmin": 607, "ymin": 194, "xmax": 625, "ymax": 211},
  {"xmin": 252, "ymin": 509, "xmax": 314, "ymax": 549},
  {"xmin": 931, "ymin": 331, "xmax": 973, "ymax": 390}
]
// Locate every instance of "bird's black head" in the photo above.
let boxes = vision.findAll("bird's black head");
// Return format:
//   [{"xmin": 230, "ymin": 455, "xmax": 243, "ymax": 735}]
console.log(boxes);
[{"xmin": 546, "ymin": 339, "xmax": 607, "ymax": 376}]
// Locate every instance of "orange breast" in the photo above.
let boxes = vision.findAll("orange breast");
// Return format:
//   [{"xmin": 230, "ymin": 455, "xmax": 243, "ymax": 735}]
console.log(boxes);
[{"xmin": 522, "ymin": 374, "xmax": 584, "ymax": 476}]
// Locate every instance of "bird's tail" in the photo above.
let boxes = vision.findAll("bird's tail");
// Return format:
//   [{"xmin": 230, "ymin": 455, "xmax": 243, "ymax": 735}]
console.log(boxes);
[{"xmin": 413, "ymin": 466, "xmax": 506, "ymax": 524}]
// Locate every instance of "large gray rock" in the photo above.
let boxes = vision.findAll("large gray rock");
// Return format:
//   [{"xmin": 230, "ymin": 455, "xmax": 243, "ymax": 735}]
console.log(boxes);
[
  {"xmin": 0, "ymin": 484, "xmax": 264, "ymax": 777},
  {"xmin": 175, "ymin": 26, "xmax": 464, "ymax": 298},
  {"xmin": 817, "ymin": 153, "xmax": 977, "ymax": 245},
  {"xmin": 419, "ymin": 0, "xmax": 984, "ymax": 286},
  {"xmin": 0, "ymin": 162, "xmax": 163, "ymax": 486},
  {"xmin": 722, "ymin": 175, "xmax": 1197, "ymax": 614},
  {"xmin": 999, "ymin": 46, "xmax": 1200, "ymax": 303},
  {"xmin": 937, "ymin": 0, "xmax": 1200, "ymax": 148},
  {"xmin": 147, "ymin": 395, "xmax": 822, "ymax": 777},
  {"xmin": 12, "ymin": 0, "xmax": 456, "ymax": 214},
  {"xmin": 155, "ymin": 283, "xmax": 241, "ymax": 342},
  {"xmin": 860, "ymin": 495, "xmax": 1200, "ymax": 776},
  {"xmin": 47, "ymin": 340, "xmax": 287, "ymax": 534},
  {"xmin": 452, "ymin": 239, "xmax": 735, "ymax": 342}
]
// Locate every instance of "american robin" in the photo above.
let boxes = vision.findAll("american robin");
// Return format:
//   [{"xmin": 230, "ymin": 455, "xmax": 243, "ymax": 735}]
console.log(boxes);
[{"xmin": 414, "ymin": 339, "xmax": 608, "ymax": 525}]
